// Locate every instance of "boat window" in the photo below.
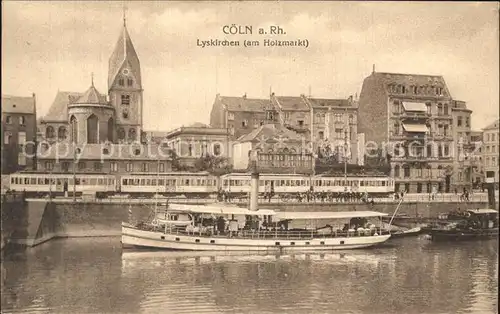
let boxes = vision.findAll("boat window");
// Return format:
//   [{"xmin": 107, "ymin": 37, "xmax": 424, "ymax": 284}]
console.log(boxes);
[
  {"xmin": 30, "ymin": 178, "xmax": 36, "ymax": 185},
  {"xmin": 151, "ymin": 179, "xmax": 157, "ymax": 186},
  {"xmin": 38, "ymin": 178, "xmax": 44, "ymax": 185},
  {"xmin": 140, "ymin": 179, "xmax": 145, "ymax": 185},
  {"xmin": 75, "ymin": 179, "xmax": 80, "ymax": 185},
  {"xmin": 159, "ymin": 179, "xmax": 165, "ymax": 186},
  {"xmin": 185, "ymin": 179, "xmax": 190, "ymax": 185}
]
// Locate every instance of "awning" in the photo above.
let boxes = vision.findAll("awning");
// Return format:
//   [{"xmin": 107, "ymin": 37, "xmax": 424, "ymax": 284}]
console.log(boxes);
[
  {"xmin": 168, "ymin": 203, "xmax": 276, "ymax": 216},
  {"xmin": 402, "ymin": 123, "xmax": 428, "ymax": 133},
  {"xmin": 402, "ymin": 101, "xmax": 427, "ymax": 112},
  {"xmin": 276, "ymin": 211, "xmax": 388, "ymax": 220}
]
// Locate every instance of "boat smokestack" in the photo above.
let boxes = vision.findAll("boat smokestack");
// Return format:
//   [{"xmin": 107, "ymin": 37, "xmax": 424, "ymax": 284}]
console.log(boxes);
[
  {"xmin": 249, "ymin": 150, "xmax": 259, "ymax": 211},
  {"xmin": 485, "ymin": 171, "xmax": 497, "ymax": 209}
]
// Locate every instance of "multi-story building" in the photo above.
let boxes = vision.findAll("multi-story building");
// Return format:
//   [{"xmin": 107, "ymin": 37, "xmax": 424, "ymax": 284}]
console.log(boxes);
[
  {"xmin": 163, "ymin": 123, "xmax": 230, "ymax": 158},
  {"xmin": 358, "ymin": 69, "xmax": 468, "ymax": 193},
  {"xmin": 482, "ymin": 119, "xmax": 499, "ymax": 186},
  {"xmin": 470, "ymin": 130, "xmax": 484, "ymax": 187},
  {"xmin": 452, "ymin": 100, "xmax": 474, "ymax": 191},
  {"xmin": 1, "ymin": 94, "xmax": 37, "ymax": 173},
  {"xmin": 210, "ymin": 94, "xmax": 269, "ymax": 140},
  {"xmin": 210, "ymin": 93, "xmax": 358, "ymax": 162}
]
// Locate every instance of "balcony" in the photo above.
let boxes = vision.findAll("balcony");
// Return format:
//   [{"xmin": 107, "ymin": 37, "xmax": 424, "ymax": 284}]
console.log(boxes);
[
  {"xmin": 400, "ymin": 111, "xmax": 430, "ymax": 120},
  {"xmin": 391, "ymin": 132, "xmax": 427, "ymax": 141}
]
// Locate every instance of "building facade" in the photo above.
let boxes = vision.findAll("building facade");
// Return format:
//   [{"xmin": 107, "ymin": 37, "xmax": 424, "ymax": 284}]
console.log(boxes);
[
  {"xmin": 209, "ymin": 93, "xmax": 357, "ymax": 161},
  {"xmin": 358, "ymin": 69, "xmax": 470, "ymax": 193},
  {"xmin": 38, "ymin": 18, "xmax": 143, "ymax": 146},
  {"xmin": 482, "ymin": 119, "xmax": 499, "ymax": 186},
  {"xmin": 469, "ymin": 130, "xmax": 484, "ymax": 186},
  {"xmin": 452, "ymin": 100, "xmax": 474, "ymax": 191},
  {"xmin": 1, "ymin": 94, "xmax": 37, "ymax": 173}
]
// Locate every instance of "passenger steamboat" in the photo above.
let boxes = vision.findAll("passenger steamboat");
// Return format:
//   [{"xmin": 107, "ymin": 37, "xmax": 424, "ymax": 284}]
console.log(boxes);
[{"xmin": 121, "ymin": 203, "xmax": 392, "ymax": 251}]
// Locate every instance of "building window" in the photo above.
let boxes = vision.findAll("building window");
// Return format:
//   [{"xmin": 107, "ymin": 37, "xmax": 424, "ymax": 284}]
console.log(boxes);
[
  {"xmin": 242, "ymin": 119, "xmax": 248, "ymax": 127},
  {"xmin": 443, "ymin": 125, "xmax": 448, "ymax": 137},
  {"xmin": 45, "ymin": 161, "xmax": 54, "ymax": 171},
  {"xmin": 437, "ymin": 103, "xmax": 443, "ymax": 115},
  {"xmin": 19, "ymin": 116, "xmax": 25, "ymax": 125},
  {"xmin": 62, "ymin": 162, "xmax": 70, "ymax": 172},
  {"xmin": 465, "ymin": 117, "xmax": 470, "ymax": 128},
  {"xmin": 78, "ymin": 161, "xmax": 86, "ymax": 170},
  {"xmin": 159, "ymin": 163, "xmax": 165, "ymax": 172},
  {"xmin": 228, "ymin": 112, "xmax": 234, "ymax": 121},
  {"xmin": 457, "ymin": 116, "xmax": 462, "ymax": 127},
  {"xmin": 403, "ymin": 165, "xmax": 410, "ymax": 178},
  {"xmin": 417, "ymin": 183, "xmax": 422, "ymax": 193},
  {"xmin": 122, "ymin": 109, "xmax": 129, "ymax": 119},
  {"xmin": 126, "ymin": 163, "xmax": 133, "ymax": 172},
  {"xmin": 443, "ymin": 104, "xmax": 448, "ymax": 115},
  {"xmin": 128, "ymin": 128, "xmax": 136, "ymax": 141},
  {"xmin": 142, "ymin": 163, "xmax": 149, "ymax": 172},
  {"xmin": 121, "ymin": 95, "xmax": 130, "ymax": 105},
  {"xmin": 6, "ymin": 116, "xmax": 12, "ymax": 124},
  {"xmin": 4, "ymin": 133, "xmax": 12, "ymax": 145},
  {"xmin": 394, "ymin": 165, "xmax": 400, "ymax": 177},
  {"xmin": 444, "ymin": 144, "xmax": 450, "ymax": 156},
  {"xmin": 18, "ymin": 132, "xmax": 26, "ymax": 151},
  {"xmin": 393, "ymin": 123, "xmax": 399, "ymax": 135},
  {"xmin": 94, "ymin": 162, "xmax": 102, "ymax": 172},
  {"xmin": 393, "ymin": 100, "xmax": 400, "ymax": 114},
  {"xmin": 213, "ymin": 143, "xmax": 221, "ymax": 156},
  {"xmin": 119, "ymin": 78, "xmax": 124, "ymax": 86},
  {"xmin": 46, "ymin": 126, "xmax": 55, "ymax": 139},
  {"xmin": 58, "ymin": 127, "xmax": 67, "ymax": 140},
  {"xmin": 416, "ymin": 164, "xmax": 422, "ymax": 177},
  {"xmin": 111, "ymin": 162, "xmax": 118, "ymax": 172},
  {"xmin": 426, "ymin": 102, "xmax": 431, "ymax": 115},
  {"xmin": 298, "ymin": 120, "xmax": 304, "ymax": 127},
  {"xmin": 348, "ymin": 114, "xmax": 354, "ymax": 124},
  {"xmin": 70, "ymin": 116, "xmax": 78, "ymax": 143},
  {"xmin": 318, "ymin": 131, "xmax": 324, "ymax": 140},
  {"xmin": 127, "ymin": 78, "xmax": 133, "ymax": 86},
  {"xmin": 118, "ymin": 128, "xmax": 125, "ymax": 141}
]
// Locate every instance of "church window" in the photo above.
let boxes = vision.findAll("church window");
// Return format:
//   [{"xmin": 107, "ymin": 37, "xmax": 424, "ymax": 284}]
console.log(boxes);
[
  {"xmin": 107, "ymin": 118, "xmax": 114, "ymax": 142},
  {"xmin": 87, "ymin": 114, "xmax": 99, "ymax": 144},
  {"xmin": 121, "ymin": 95, "xmax": 130, "ymax": 105},
  {"xmin": 70, "ymin": 116, "xmax": 78, "ymax": 143},
  {"xmin": 119, "ymin": 78, "xmax": 124, "ymax": 86},
  {"xmin": 127, "ymin": 78, "xmax": 133, "ymax": 86}
]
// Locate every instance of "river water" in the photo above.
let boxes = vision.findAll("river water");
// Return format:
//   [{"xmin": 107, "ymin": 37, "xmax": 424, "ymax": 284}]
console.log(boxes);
[{"xmin": 1, "ymin": 237, "xmax": 498, "ymax": 314}]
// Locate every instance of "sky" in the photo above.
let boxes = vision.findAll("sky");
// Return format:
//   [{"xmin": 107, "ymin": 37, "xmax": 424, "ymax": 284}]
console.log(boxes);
[{"xmin": 2, "ymin": 1, "xmax": 499, "ymax": 131}]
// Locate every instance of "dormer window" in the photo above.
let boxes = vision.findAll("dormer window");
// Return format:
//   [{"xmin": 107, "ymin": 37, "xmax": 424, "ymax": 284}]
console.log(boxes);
[
  {"xmin": 119, "ymin": 78, "xmax": 124, "ymax": 86},
  {"xmin": 127, "ymin": 78, "xmax": 133, "ymax": 86}
]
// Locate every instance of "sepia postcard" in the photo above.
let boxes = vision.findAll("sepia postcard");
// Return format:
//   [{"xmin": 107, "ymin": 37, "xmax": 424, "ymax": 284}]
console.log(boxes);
[{"xmin": 1, "ymin": 1, "xmax": 499, "ymax": 314}]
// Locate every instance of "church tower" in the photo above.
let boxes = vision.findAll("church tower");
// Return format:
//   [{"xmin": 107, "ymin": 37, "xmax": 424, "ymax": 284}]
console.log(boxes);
[{"xmin": 108, "ymin": 15, "xmax": 143, "ymax": 143}]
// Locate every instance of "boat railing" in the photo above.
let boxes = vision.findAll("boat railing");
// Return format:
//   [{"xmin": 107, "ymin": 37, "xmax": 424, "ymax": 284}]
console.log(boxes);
[{"xmin": 149, "ymin": 226, "xmax": 391, "ymax": 239}]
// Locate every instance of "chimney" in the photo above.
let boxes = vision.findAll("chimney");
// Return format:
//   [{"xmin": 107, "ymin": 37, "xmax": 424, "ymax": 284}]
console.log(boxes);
[
  {"xmin": 243, "ymin": 93, "xmax": 247, "ymax": 99},
  {"xmin": 348, "ymin": 95, "xmax": 353, "ymax": 103},
  {"xmin": 372, "ymin": 64, "xmax": 376, "ymax": 74}
]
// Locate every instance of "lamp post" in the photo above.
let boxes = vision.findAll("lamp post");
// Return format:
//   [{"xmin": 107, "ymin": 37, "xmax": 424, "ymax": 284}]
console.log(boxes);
[{"xmin": 73, "ymin": 147, "xmax": 78, "ymax": 203}]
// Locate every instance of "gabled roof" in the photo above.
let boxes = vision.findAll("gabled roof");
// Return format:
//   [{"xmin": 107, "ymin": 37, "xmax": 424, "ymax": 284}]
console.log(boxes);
[
  {"xmin": 74, "ymin": 85, "xmax": 108, "ymax": 104},
  {"xmin": 307, "ymin": 98, "xmax": 350, "ymax": 108},
  {"xmin": 218, "ymin": 96, "xmax": 269, "ymax": 112},
  {"xmin": 483, "ymin": 119, "xmax": 499, "ymax": 131},
  {"xmin": 108, "ymin": 23, "xmax": 141, "ymax": 90},
  {"xmin": 1, "ymin": 95, "xmax": 36, "ymax": 114},
  {"xmin": 373, "ymin": 72, "xmax": 447, "ymax": 87},
  {"xmin": 273, "ymin": 96, "xmax": 309, "ymax": 111},
  {"xmin": 42, "ymin": 91, "xmax": 82, "ymax": 122},
  {"xmin": 237, "ymin": 123, "xmax": 304, "ymax": 143}
]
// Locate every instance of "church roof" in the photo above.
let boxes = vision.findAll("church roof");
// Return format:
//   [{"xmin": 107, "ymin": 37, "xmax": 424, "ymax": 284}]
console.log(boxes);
[
  {"xmin": 483, "ymin": 119, "xmax": 499, "ymax": 131},
  {"xmin": 237, "ymin": 123, "xmax": 304, "ymax": 143},
  {"xmin": 108, "ymin": 23, "xmax": 141, "ymax": 90},
  {"xmin": 42, "ymin": 91, "xmax": 82, "ymax": 122},
  {"xmin": 74, "ymin": 85, "xmax": 107, "ymax": 104}
]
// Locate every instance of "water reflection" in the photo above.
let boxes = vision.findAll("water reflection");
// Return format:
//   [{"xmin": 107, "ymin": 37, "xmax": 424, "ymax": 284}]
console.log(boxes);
[{"xmin": 1, "ymin": 238, "xmax": 498, "ymax": 314}]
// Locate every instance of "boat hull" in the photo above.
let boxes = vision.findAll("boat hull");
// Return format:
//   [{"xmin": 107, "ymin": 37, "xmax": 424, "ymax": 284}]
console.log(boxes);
[
  {"xmin": 121, "ymin": 223, "xmax": 391, "ymax": 252},
  {"xmin": 427, "ymin": 229, "xmax": 498, "ymax": 241}
]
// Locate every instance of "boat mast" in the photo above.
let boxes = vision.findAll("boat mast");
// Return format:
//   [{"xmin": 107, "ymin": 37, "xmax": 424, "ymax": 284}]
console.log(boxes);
[
  {"xmin": 344, "ymin": 107, "xmax": 348, "ymax": 188},
  {"xmin": 388, "ymin": 194, "xmax": 405, "ymax": 227}
]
